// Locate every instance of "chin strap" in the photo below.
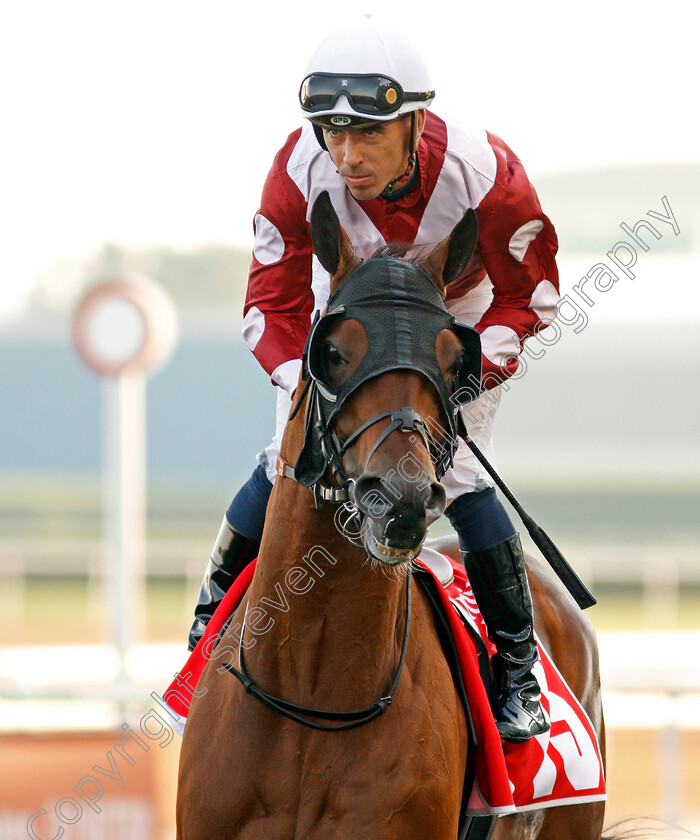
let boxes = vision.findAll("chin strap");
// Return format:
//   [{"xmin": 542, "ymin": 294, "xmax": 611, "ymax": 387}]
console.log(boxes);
[
  {"xmin": 381, "ymin": 154, "xmax": 416, "ymax": 197},
  {"xmin": 312, "ymin": 122, "xmax": 328, "ymax": 151},
  {"xmin": 382, "ymin": 112, "xmax": 418, "ymax": 198}
]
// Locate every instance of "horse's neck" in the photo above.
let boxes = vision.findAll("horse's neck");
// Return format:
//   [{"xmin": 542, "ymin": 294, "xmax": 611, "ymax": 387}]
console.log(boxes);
[{"xmin": 242, "ymin": 466, "xmax": 406, "ymax": 706}]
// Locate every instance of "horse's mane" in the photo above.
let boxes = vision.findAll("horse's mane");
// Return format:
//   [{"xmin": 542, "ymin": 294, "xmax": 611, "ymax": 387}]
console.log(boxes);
[
  {"xmin": 370, "ymin": 242, "xmax": 444, "ymax": 294},
  {"xmin": 370, "ymin": 242, "xmax": 413, "ymax": 260}
]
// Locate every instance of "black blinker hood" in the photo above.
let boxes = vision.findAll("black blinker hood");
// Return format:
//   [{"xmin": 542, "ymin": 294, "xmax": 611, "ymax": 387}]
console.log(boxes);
[{"xmin": 295, "ymin": 255, "xmax": 481, "ymax": 487}]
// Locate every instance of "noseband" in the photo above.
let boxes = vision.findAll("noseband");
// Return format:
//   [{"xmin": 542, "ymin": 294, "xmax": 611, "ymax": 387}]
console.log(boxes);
[{"xmin": 282, "ymin": 396, "xmax": 442, "ymax": 509}]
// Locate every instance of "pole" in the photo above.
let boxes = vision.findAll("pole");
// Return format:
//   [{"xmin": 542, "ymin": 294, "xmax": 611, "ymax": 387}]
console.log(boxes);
[{"xmin": 103, "ymin": 373, "xmax": 146, "ymax": 705}]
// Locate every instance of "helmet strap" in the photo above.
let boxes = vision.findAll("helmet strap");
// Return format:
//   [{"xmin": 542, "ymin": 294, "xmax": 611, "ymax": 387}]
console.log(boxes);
[
  {"xmin": 381, "ymin": 153, "xmax": 416, "ymax": 198},
  {"xmin": 381, "ymin": 113, "xmax": 417, "ymax": 198},
  {"xmin": 312, "ymin": 122, "xmax": 328, "ymax": 151}
]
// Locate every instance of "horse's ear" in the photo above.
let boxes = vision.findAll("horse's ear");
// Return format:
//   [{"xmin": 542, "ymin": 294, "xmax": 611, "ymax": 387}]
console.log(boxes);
[
  {"xmin": 310, "ymin": 191, "xmax": 360, "ymax": 293},
  {"xmin": 419, "ymin": 209, "xmax": 479, "ymax": 293}
]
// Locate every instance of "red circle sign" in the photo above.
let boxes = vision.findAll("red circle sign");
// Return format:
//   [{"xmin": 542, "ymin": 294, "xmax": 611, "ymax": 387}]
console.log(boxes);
[{"xmin": 72, "ymin": 277, "xmax": 178, "ymax": 378}]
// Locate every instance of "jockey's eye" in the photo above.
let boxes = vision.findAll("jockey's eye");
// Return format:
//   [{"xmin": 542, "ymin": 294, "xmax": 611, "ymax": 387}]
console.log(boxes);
[{"xmin": 322, "ymin": 342, "xmax": 346, "ymax": 386}]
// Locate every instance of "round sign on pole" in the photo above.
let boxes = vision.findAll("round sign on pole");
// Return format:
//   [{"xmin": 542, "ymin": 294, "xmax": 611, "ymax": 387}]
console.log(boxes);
[
  {"xmin": 72, "ymin": 276, "xmax": 178, "ymax": 708},
  {"xmin": 72, "ymin": 275, "xmax": 178, "ymax": 378}
]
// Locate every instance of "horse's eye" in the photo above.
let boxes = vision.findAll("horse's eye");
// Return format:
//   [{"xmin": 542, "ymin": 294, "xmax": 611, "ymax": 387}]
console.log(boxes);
[
  {"xmin": 323, "ymin": 342, "xmax": 345, "ymax": 385},
  {"xmin": 450, "ymin": 354, "xmax": 465, "ymax": 378}
]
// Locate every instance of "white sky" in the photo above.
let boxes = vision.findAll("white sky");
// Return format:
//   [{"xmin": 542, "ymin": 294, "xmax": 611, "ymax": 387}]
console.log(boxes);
[{"xmin": 1, "ymin": 0, "xmax": 698, "ymax": 319}]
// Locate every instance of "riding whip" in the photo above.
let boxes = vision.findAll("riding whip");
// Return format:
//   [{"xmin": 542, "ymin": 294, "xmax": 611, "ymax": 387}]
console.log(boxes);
[{"xmin": 461, "ymin": 433, "xmax": 597, "ymax": 610}]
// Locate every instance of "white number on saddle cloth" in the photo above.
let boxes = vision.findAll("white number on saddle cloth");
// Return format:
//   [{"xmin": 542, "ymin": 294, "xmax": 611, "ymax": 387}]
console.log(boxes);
[
  {"xmin": 530, "ymin": 659, "xmax": 602, "ymax": 799},
  {"xmin": 448, "ymin": 575, "xmax": 603, "ymax": 808}
]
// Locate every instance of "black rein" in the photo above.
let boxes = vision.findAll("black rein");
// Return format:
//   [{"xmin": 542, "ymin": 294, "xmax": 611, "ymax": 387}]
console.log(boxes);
[{"xmin": 221, "ymin": 568, "xmax": 413, "ymax": 731}]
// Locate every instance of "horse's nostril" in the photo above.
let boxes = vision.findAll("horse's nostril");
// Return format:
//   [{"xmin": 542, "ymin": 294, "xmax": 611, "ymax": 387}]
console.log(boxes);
[
  {"xmin": 352, "ymin": 474, "xmax": 393, "ymax": 518},
  {"xmin": 352, "ymin": 474, "xmax": 446, "ymax": 530},
  {"xmin": 426, "ymin": 481, "xmax": 447, "ymax": 521}
]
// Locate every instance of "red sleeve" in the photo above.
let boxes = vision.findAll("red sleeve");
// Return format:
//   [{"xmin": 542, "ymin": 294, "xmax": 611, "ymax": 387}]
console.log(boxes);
[
  {"xmin": 243, "ymin": 130, "xmax": 314, "ymax": 384},
  {"xmin": 474, "ymin": 133, "xmax": 560, "ymax": 388}
]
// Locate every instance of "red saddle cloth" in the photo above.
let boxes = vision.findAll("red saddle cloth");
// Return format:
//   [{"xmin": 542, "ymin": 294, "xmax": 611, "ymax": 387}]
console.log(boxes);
[{"xmin": 160, "ymin": 556, "xmax": 605, "ymax": 816}]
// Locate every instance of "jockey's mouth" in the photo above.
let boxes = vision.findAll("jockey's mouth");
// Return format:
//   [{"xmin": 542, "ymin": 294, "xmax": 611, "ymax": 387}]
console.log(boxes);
[{"xmin": 340, "ymin": 172, "xmax": 375, "ymax": 190}]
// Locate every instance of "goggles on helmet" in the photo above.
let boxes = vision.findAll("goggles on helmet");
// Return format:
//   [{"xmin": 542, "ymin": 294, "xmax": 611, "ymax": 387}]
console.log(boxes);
[{"xmin": 299, "ymin": 73, "xmax": 434, "ymax": 118}]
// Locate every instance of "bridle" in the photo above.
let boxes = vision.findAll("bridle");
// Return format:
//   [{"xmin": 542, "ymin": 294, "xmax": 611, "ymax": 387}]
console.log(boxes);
[
  {"xmin": 223, "ymin": 255, "xmax": 482, "ymax": 730},
  {"xmin": 223, "ymin": 373, "xmax": 422, "ymax": 731},
  {"xmin": 281, "ymin": 382, "xmax": 448, "ymax": 510}
]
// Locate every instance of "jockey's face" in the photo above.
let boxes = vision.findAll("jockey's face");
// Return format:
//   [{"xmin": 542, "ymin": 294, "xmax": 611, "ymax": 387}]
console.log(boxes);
[{"xmin": 323, "ymin": 111, "xmax": 426, "ymax": 200}]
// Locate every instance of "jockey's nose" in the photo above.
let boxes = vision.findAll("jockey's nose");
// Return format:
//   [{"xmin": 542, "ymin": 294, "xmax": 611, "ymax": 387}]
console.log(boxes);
[{"xmin": 341, "ymin": 133, "xmax": 364, "ymax": 167}]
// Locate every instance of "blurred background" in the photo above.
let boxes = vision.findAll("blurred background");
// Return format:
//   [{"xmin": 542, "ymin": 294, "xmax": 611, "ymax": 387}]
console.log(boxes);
[{"xmin": 1, "ymin": 1, "xmax": 698, "ymax": 838}]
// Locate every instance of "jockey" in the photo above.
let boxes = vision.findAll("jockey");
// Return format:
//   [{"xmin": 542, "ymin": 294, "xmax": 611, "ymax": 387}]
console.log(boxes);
[{"xmin": 189, "ymin": 18, "xmax": 559, "ymax": 743}]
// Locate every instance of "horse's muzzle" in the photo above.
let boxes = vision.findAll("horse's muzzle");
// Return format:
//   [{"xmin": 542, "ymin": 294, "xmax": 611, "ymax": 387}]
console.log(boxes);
[{"xmin": 351, "ymin": 473, "xmax": 447, "ymax": 564}]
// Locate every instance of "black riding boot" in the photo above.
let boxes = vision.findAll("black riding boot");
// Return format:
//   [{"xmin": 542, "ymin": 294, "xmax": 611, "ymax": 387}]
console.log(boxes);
[
  {"xmin": 463, "ymin": 533, "xmax": 549, "ymax": 742},
  {"xmin": 188, "ymin": 517, "xmax": 260, "ymax": 651}
]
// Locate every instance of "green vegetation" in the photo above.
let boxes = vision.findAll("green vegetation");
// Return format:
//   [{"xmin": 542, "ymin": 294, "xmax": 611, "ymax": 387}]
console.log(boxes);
[
  {"xmin": 2, "ymin": 577, "xmax": 698, "ymax": 648},
  {"xmin": 2, "ymin": 476, "xmax": 699, "ymax": 644},
  {"xmin": 28, "ymin": 241, "xmax": 251, "ymax": 317}
]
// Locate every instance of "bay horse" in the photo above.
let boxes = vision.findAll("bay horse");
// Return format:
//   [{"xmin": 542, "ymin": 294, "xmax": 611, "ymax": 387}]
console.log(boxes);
[{"xmin": 176, "ymin": 193, "xmax": 606, "ymax": 840}]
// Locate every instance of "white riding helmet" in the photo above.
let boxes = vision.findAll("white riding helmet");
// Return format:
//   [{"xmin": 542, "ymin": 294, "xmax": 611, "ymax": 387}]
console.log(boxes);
[{"xmin": 299, "ymin": 18, "xmax": 435, "ymax": 129}]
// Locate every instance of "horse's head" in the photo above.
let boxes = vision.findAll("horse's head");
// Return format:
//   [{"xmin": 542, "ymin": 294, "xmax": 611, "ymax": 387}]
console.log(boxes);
[{"xmin": 294, "ymin": 192, "xmax": 481, "ymax": 566}]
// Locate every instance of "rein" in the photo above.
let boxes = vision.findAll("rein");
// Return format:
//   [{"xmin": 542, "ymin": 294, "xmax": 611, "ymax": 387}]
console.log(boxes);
[{"xmin": 221, "ymin": 567, "xmax": 413, "ymax": 731}]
